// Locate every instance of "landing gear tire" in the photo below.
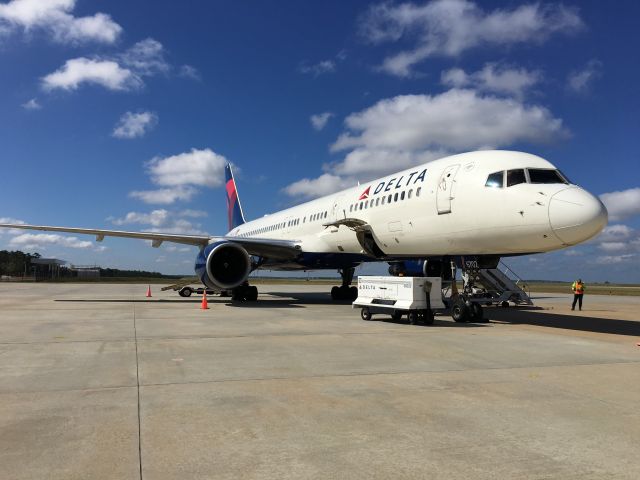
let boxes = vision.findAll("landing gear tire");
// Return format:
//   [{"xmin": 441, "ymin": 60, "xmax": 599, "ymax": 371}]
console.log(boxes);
[
  {"xmin": 501, "ymin": 301, "xmax": 509, "ymax": 308},
  {"xmin": 179, "ymin": 287, "xmax": 192, "ymax": 297},
  {"xmin": 247, "ymin": 286, "xmax": 258, "ymax": 302},
  {"xmin": 421, "ymin": 310, "xmax": 435, "ymax": 325},
  {"xmin": 361, "ymin": 308, "xmax": 372, "ymax": 321},
  {"xmin": 231, "ymin": 285, "xmax": 258, "ymax": 302},
  {"xmin": 331, "ymin": 285, "xmax": 357, "ymax": 301},
  {"xmin": 391, "ymin": 311, "xmax": 402, "ymax": 321},
  {"xmin": 331, "ymin": 286, "xmax": 340, "ymax": 300},
  {"xmin": 451, "ymin": 298, "xmax": 470, "ymax": 323},
  {"xmin": 470, "ymin": 303, "xmax": 486, "ymax": 322}
]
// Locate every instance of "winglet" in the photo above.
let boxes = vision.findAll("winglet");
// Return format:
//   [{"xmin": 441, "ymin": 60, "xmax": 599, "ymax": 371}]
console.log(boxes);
[{"xmin": 225, "ymin": 163, "xmax": 246, "ymax": 232}]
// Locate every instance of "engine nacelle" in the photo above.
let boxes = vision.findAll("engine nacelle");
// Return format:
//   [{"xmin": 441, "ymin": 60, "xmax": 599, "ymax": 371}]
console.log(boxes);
[
  {"xmin": 388, "ymin": 260, "xmax": 428, "ymax": 277},
  {"xmin": 195, "ymin": 241, "xmax": 252, "ymax": 290}
]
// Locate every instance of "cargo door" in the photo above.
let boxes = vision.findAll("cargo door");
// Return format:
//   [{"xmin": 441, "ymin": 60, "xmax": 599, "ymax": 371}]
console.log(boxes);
[{"xmin": 437, "ymin": 164, "xmax": 460, "ymax": 214}]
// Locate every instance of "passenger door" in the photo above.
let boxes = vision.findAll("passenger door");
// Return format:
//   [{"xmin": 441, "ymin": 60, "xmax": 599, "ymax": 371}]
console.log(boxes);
[{"xmin": 437, "ymin": 164, "xmax": 460, "ymax": 214}]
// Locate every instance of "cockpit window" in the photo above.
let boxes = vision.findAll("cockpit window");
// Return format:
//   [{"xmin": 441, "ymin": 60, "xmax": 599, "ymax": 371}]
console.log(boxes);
[
  {"xmin": 485, "ymin": 171, "xmax": 504, "ymax": 188},
  {"xmin": 528, "ymin": 169, "xmax": 568, "ymax": 184},
  {"xmin": 507, "ymin": 169, "xmax": 526, "ymax": 187}
]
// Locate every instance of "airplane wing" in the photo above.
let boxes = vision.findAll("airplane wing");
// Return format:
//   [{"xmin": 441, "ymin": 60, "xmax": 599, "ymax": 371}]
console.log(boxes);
[
  {"xmin": 0, "ymin": 223, "xmax": 210, "ymax": 247},
  {"xmin": 0, "ymin": 223, "xmax": 302, "ymax": 259}
]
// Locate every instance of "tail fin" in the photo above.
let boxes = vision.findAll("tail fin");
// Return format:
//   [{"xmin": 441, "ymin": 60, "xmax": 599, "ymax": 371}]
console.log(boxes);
[{"xmin": 225, "ymin": 164, "xmax": 246, "ymax": 232}]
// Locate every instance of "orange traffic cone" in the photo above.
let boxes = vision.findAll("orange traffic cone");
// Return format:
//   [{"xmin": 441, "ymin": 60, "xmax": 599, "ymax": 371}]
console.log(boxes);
[
  {"xmin": 201, "ymin": 289, "xmax": 209, "ymax": 310},
  {"xmin": 146, "ymin": 285, "xmax": 152, "ymax": 298}
]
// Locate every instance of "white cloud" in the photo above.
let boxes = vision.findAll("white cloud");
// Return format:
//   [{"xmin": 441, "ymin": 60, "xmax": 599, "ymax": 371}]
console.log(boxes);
[
  {"xmin": 330, "ymin": 148, "xmax": 447, "ymax": 178},
  {"xmin": 598, "ymin": 242, "xmax": 628, "ymax": 252},
  {"xmin": 145, "ymin": 148, "xmax": 228, "ymax": 188},
  {"xmin": 298, "ymin": 60, "xmax": 336, "ymax": 76},
  {"xmin": 179, "ymin": 65, "xmax": 201, "ymax": 81},
  {"xmin": 0, "ymin": 0, "xmax": 122, "ymax": 44},
  {"xmin": 284, "ymin": 88, "xmax": 567, "ymax": 199},
  {"xmin": 179, "ymin": 209, "xmax": 208, "ymax": 218},
  {"xmin": 129, "ymin": 186, "xmax": 198, "ymax": 205},
  {"xmin": 120, "ymin": 38, "xmax": 169, "ymax": 77},
  {"xmin": 359, "ymin": 0, "xmax": 583, "ymax": 77},
  {"xmin": 110, "ymin": 209, "xmax": 170, "ymax": 227},
  {"xmin": 41, "ymin": 58, "xmax": 140, "ymax": 91},
  {"xmin": 21, "ymin": 98, "xmax": 41, "ymax": 110},
  {"xmin": 310, "ymin": 112, "xmax": 334, "ymax": 131},
  {"xmin": 595, "ymin": 254, "xmax": 637, "ymax": 265},
  {"xmin": 110, "ymin": 209, "xmax": 208, "ymax": 236},
  {"xmin": 599, "ymin": 187, "xmax": 640, "ymax": 221},
  {"xmin": 130, "ymin": 148, "xmax": 230, "ymax": 205},
  {"xmin": 595, "ymin": 224, "xmax": 634, "ymax": 243},
  {"xmin": 41, "ymin": 38, "xmax": 170, "ymax": 93},
  {"xmin": 0, "ymin": 217, "xmax": 26, "ymax": 236},
  {"xmin": 441, "ymin": 63, "xmax": 542, "ymax": 98},
  {"xmin": 282, "ymin": 173, "xmax": 354, "ymax": 200},
  {"xmin": 592, "ymin": 224, "xmax": 640, "ymax": 259},
  {"xmin": 9, "ymin": 233, "xmax": 92, "ymax": 249},
  {"xmin": 333, "ymin": 89, "xmax": 566, "ymax": 153},
  {"xmin": 112, "ymin": 111, "xmax": 158, "ymax": 139},
  {"xmin": 567, "ymin": 59, "xmax": 602, "ymax": 93}
]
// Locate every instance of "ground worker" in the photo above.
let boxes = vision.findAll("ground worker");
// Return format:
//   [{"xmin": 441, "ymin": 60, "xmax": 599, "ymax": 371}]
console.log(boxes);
[{"xmin": 571, "ymin": 278, "xmax": 585, "ymax": 311}]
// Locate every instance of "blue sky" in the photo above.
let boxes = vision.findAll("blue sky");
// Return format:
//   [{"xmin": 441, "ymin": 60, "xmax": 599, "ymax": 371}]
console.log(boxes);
[{"xmin": 1, "ymin": 0, "xmax": 639, "ymax": 282}]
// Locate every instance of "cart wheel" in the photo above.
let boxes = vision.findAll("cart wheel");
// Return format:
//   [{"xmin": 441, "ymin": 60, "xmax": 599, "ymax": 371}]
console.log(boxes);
[
  {"xmin": 180, "ymin": 287, "xmax": 192, "ymax": 297},
  {"xmin": 361, "ymin": 308, "xmax": 372, "ymax": 321},
  {"xmin": 407, "ymin": 311, "xmax": 418, "ymax": 325}
]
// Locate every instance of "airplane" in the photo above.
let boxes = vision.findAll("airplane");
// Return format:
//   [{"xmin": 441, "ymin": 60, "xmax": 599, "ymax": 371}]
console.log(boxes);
[{"xmin": 0, "ymin": 150, "xmax": 607, "ymax": 319}]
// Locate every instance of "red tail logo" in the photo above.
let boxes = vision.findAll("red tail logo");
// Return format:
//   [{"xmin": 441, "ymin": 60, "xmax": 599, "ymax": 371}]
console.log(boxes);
[{"xmin": 358, "ymin": 186, "xmax": 370, "ymax": 200}]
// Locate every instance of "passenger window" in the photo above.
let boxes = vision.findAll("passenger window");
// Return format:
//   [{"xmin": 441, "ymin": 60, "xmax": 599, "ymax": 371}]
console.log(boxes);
[
  {"xmin": 527, "ymin": 169, "xmax": 568, "ymax": 184},
  {"xmin": 416, "ymin": 187, "xmax": 421, "ymax": 197},
  {"xmin": 381, "ymin": 197, "xmax": 385, "ymax": 205},
  {"xmin": 485, "ymin": 171, "xmax": 504, "ymax": 188},
  {"xmin": 394, "ymin": 192, "xmax": 398, "ymax": 202},
  {"xmin": 400, "ymin": 191, "xmax": 405, "ymax": 200},
  {"xmin": 408, "ymin": 189, "xmax": 412, "ymax": 199},
  {"xmin": 375, "ymin": 198, "xmax": 380, "ymax": 206},
  {"xmin": 349, "ymin": 205, "xmax": 353, "ymax": 212},
  {"xmin": 388, "ymin": 194, "xmax": 392, "ymax": 203},
  {"xmin": 507, "ymin": 169, "xmax": 526, "ymax": 187}
]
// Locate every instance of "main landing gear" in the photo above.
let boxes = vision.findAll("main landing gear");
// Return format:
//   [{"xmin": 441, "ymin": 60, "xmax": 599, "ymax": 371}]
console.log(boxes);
[
  {"xmin": 331, "ymin": 267, "xmax": 358, "ymax": 301},
  {"xmin": 231, "ymin": 283, "xmax": 258, "ymax": 302},
  {"xmin": 450, "ymin": 263, "xmax": 487, "ymax": 323}
]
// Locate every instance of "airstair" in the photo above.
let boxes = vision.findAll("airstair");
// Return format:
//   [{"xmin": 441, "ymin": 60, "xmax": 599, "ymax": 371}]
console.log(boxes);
[{"xmin": 473, "ymin": 262, "xmax": 534, "ymax": 306}]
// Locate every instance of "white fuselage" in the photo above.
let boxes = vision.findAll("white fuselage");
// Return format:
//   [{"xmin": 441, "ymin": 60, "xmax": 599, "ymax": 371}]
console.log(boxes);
[{"xmin": 226, "ymin": 151, "xmax": 607, "ymax": 259}]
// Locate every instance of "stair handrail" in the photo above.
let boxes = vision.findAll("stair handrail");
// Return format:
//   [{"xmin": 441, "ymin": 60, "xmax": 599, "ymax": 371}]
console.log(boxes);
[{"xmin": 498, "ymin": 261, "xmax": 531, "ymax": 298}]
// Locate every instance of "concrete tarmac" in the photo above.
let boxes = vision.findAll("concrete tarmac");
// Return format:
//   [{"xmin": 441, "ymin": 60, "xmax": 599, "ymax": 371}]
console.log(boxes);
[{"xmin": 1, "ymin": 282, "xmax": 639, "ymax": 479}]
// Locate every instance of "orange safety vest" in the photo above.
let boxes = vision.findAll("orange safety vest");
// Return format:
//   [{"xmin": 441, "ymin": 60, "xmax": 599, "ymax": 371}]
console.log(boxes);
[{"xmin": 572, "ymin": 281, "xmax": 585, "ymax": 295}]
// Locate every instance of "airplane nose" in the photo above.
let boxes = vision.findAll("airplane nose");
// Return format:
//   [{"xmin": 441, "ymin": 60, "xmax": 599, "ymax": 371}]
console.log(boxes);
[{"xmin": 549, "ymin": 187, "xmax": 608, "ymax": 245}]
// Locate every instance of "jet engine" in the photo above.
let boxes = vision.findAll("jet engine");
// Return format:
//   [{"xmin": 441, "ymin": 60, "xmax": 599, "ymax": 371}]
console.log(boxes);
[
  {"xmin": 388, "ymin": 258, "xmax": 454, "ymax": 279},
  {"xmin": 195, "ymin": 241, "xmax": 252, "ymax": 290}
]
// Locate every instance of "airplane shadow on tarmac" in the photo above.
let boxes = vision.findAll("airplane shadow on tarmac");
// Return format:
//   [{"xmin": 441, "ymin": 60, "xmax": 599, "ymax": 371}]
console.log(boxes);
[{"xmin": 485, "ymin": 307, "xmax": 640, "ymax": 337}]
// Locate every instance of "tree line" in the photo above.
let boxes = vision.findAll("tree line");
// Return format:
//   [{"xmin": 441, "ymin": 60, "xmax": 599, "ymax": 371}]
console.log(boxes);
[{"xmin": 0, "ymin": 250, "xmax": 175, "ymax": 278}]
